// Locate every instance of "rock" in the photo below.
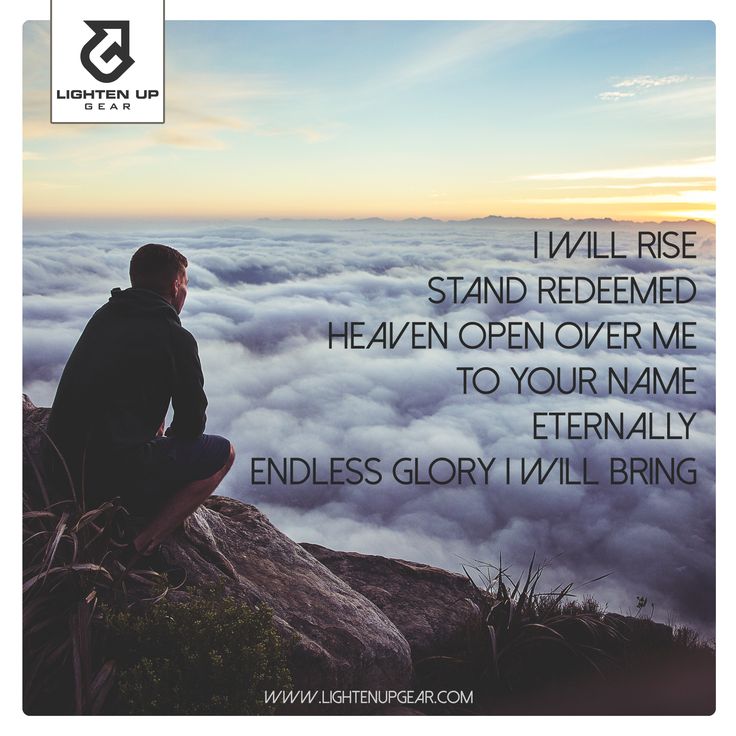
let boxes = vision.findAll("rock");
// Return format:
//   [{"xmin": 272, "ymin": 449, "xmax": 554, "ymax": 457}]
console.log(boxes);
[
  {"xmin": 604, "ymin": 614, "xmax": 674, "ymax": 649},
  {"xmin": 163, "ymin": 498, "xmax": 414, "ymax": 692},
  {"xmin": 22, "ymin": 396, "xmax": 414, "ymax": 698},
  {"xmin": 302, "ymin": 543, "xmax": 483, "ymax": 662},
  {"xmin": 23, "ymin": 393, "xmax": 51, "ymax": 499}
]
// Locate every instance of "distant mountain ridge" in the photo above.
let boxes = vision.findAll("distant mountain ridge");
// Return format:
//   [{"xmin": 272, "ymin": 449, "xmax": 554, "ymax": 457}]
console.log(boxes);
[{"xmin": 250, "ymin": 214, "xmax": 714, "ymax": 228}]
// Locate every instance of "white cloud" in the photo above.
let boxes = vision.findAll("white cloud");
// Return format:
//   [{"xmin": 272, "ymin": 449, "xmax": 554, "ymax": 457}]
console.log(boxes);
[
  {"xmin": 593, "ymin": 76, "xmax": 713, "ymax": 118},
  {"xmin": 524, "ymin": 157, "xmax": 715, "ymax": 182},
  {"xmin": 521, "ymin": 190, "xmax": 714, "ymax": 206},
  {"xmin": 613, "ymin": 74, "xmax": 691, "ymax": 89},
  {"xmin": 598, "ymin": 91, "xmax": 635, "ymax": 101},
  {"xmin": 386, "ymin": 21, "xmax": 580, "ymax": 88},
  {"xmin": 23, "ymin": 218, "xmax": 716, "ymax": 634}
]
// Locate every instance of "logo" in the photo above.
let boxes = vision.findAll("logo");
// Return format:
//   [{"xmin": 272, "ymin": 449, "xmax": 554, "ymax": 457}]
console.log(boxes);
[
  {"xmin": 80, "ymin": 21, "xmax": 135, "ymax": 83},
  {"xmin": 51, "ymin": 0, "xmax": 164, "ymax": 124}
]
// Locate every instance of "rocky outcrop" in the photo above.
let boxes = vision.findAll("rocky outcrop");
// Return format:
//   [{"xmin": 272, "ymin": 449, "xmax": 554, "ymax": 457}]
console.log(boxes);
[
  {"xmin": 23, "ymin": 393, "xmax": 51, "ymax": 497},
  {"xmin": 162, "ymin": 498, "xmax": 413, "ymax": 692},
  {"xmin": 22, "ymin": 396, "xmax": 413, "ymax": 695},
  {"xmin": 23, "ymin": 395, "xmax": 714, "ymax": 715},
  {"xmin": 604, "ymin": 614, "xmax": 675, "ymax": 649},
  {"xmin": 302, "ymin": 543, "xmax": 482, "ymax": 662}
]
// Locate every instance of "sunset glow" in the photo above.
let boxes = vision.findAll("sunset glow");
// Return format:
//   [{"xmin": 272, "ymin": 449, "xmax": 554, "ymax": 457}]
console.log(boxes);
[{"xmin": 24, "ymin": 20, "xmax": 715, "ymax": 222}]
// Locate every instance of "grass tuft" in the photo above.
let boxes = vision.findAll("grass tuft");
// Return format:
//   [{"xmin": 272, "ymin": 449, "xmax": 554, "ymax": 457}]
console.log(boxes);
[{"xmin": 23, "ymin": 433, "xmax": 171, "ymax": 714}]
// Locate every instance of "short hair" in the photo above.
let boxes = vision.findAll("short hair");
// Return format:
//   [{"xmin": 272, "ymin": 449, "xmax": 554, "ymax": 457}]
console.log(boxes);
[{"xmin": 129, "ymin": 243, "xmax": 188, "ymax": 295}]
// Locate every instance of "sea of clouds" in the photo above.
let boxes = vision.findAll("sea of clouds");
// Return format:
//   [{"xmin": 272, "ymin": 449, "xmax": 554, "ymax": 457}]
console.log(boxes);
[{"xmin": 23, "ymin": 219, "xmax": 715, "ymax": 634}]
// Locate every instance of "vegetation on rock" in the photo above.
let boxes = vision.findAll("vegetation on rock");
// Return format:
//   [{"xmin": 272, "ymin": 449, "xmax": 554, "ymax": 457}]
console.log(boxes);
[
  {"xmin": 100, "ymin": 586, "xmax": 292, "ymax": 715},
  {"xmin": 23, "ymin": 403, "xmax": 292, "ymax": 715}
]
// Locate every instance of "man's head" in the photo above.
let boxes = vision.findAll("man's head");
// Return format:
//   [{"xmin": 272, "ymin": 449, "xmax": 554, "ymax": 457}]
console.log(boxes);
[{"xmin": 130, "ymin": 243, "xmax": 189, "ymax": 314}]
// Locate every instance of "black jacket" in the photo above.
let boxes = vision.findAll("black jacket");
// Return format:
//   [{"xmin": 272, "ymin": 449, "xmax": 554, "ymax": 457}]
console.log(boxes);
[{"xmin": 47, "ymin": 287, "xmax": 207, "ymax": 500}]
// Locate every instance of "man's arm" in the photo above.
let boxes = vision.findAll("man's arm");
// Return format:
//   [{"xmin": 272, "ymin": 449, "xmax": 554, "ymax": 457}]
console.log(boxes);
[{"xmin": 166, "ymin": 328, "xmax": 208, "ymax": 439}]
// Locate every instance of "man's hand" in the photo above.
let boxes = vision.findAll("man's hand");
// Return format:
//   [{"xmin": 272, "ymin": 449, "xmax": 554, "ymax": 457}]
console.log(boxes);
[{"xmin": 156, "ymin": 421, "xmax": 165, "ymax": 438}]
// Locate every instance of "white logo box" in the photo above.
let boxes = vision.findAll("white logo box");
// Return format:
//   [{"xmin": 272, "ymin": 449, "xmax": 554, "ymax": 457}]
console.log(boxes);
[{"xmin": 51, "ymin": 0, "xmax": 164, "ymax": 123}]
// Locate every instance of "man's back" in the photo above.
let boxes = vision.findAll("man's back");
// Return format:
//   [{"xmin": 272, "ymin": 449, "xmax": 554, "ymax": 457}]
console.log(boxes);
[{"xmin": 47, "ymin": 286, "xmax": 207, "ymax": 504}]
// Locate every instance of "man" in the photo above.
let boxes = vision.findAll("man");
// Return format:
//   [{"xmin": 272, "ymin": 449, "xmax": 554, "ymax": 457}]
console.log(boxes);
[{"xmin": 47, "ymin": 243, "xmax": 234, "ymax": 557}]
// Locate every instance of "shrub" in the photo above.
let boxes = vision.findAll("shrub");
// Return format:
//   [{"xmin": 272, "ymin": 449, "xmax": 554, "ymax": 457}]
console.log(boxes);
[
  {"xmin": 99, "ymin": 586, "xmax": 292, "ymax": 715},
  {"xmin": 418, "ymin": 554, "xmax": 715, "ymax": 714},
  {"xmin": 23, "ymin": 423, "xmax": 169, "ymax": 714},
  {"xmin": 22, "ymin": 492, "xmax": 162, "ymax": 714},
  {"xmin": 672, "ymin": 624, "xmax": 713, "ymax": 653},
  {"xmin": 464, "ymin": 555, "xmax": 622, "ymax": 691}
]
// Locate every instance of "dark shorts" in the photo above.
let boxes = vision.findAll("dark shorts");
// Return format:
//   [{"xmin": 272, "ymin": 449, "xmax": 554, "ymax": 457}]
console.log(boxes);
[{"xmin": 118, "ymin": 433, "xmax": 232, "ymax": 516}]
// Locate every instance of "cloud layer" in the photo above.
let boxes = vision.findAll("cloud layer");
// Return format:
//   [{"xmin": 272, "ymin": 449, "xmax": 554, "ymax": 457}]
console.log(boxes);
[{"xmin": 23, "ymin": 219, "xmax": 716, "ymax": 634}]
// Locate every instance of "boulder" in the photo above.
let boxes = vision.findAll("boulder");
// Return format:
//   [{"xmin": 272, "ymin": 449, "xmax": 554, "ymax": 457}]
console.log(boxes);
[
  {"xmin": 162, "ymin": 498, "xmax": 414, "ymax": 692},
  {"xmin": 302, "ymin": 543, "xmax": 483, "ymax": 662},
  {"xmin": 23, "ymin": 393, "xmax": 52, "ymax": 499},
  {"xmin": 604, "ymin": 614, "xmax": 674, "ymax": 649},
  {"xmin": 22, "ymin": 397, "xmax": 414, "ymax": 697}
]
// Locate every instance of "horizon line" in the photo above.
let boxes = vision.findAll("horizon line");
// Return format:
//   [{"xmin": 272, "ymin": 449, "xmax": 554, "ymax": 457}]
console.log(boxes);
[{"xmin": 23, "ymin": 213, "xmax": 716, "ymax": 226}]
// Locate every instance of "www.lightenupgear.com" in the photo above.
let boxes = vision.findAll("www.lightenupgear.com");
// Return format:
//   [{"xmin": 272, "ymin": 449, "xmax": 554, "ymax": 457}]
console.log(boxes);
[{"xmin": 264, "ymin": 689, "xmax": 473, "ymax": 706}]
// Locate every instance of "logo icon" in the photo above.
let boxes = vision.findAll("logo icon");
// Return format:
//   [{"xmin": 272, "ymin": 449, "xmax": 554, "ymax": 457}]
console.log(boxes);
[
  {"xmin": 80, "ymin": 20, "xmax": 135, "ymax": 83},
  {"xmin": 52, "ymin": 0, "xmax": 163, "ymax": 123}
]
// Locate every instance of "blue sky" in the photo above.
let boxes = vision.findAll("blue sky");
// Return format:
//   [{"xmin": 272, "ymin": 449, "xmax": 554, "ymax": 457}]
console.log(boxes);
[{"xmin": 24, "ymin": 20, "xmax": 715, "ymax": 220}]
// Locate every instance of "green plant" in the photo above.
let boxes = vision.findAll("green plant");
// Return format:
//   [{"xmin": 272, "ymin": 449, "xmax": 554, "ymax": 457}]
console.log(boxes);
[
  {"xmin": 99, "ymin": 586, "xmax": 292, "ymax": 714},
  {"xmin": 476, "ymin": 556, "xmax": 621, "ymax": 691},
  {"xmin": 672, "ymin": 625, "xmax": 713, "ymax": 653},
  {"xmin": 416, "ymin": 554, "xmax": 624, "ymax": 705},
  {"xmin": 24, "ymin": 420, "xmax": 291, "ymax": 715},
  {"xmin": 23, "ymin": 427, "xmax": 168, "ymax": 714}
]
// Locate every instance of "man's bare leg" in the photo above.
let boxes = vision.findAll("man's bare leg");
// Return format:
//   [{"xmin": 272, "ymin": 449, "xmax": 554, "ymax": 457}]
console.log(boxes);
[{"xmin": 132, "ymin": 443, "xmax": 235, "ymax": 556}]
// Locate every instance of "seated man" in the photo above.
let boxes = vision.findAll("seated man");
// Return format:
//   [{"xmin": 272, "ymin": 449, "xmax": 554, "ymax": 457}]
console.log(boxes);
[{"xmin": 47, "ymin": 243, "xmax": 234, "ymax": 557}]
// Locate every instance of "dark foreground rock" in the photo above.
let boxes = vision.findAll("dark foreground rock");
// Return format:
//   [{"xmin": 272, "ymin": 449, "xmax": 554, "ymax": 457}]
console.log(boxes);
[
  {"xmin": 603, "ymin": 613, "xmax": 674, "ymax": 649},
  {"xmin": 23, "ymin": 396, "xmax": 413, "ymax": 696},
  {"xmin": 23, "ymin": 395, "xmax": 714, "ymax": 715},
  {"xmin": 302, "ymin": 543, "xmax": 482, "ymax": 662},
  {"xmin": 23, "ymin": 394, "xmax": 51, "ymax": 495}
]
